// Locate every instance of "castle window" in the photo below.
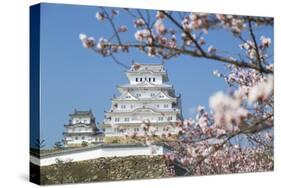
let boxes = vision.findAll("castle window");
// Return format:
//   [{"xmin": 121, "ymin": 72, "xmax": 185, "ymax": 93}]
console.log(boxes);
[
  {"xmin": 148, "ymin": 77, "xmax": 151, "ymax": 82},
  {"xmin": 158, "ymin": 117, "xmax": 164, "ymax": 121},
  {"xmin": 164, "ymin": 104, "xmax": 169, "ymax": 108},
  {"xmin": 136, "ymin": 77, "xmax": 138, "ymax": 82},
  {"xmin": 82, "ymin": 136, "xmax": 85, "ymax": 140},
  {"xmin": 167, "ymin": 116, "xmax": 173, "ymax": 121},
  {"xmin": 115, "ymin": 118, "xmax": 120, "ymax": 122},
  {"xmin": 124, "ymin": 117, "xmax": 130, "ymax": 122},
  {"xmin": 121, "ymin": 104, "xmax": 126, "ymax": 109},
  {"xmin": 153, "ymin": 77, "xmax": 156, "ymax": 82},
  {"xmin": 151, "ymin": 93, "xmax": 155, "ymax": 97},
  {"xmin": 140, "ymin": 78, "xmax": 143, "ymax": 82},
  {"xmin": 134, "ymin": 128, "xmax": 139, "ymax": 132}
]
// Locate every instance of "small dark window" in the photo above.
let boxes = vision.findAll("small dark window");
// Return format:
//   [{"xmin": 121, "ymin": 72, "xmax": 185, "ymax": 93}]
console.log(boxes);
[
  {"xmin": 153, "ymin": 77, "xmax": 156, "ymax": 82},
  {"xmin": 140, "ymin": 78, "xmax": 143, "ymax": 82},
  {"xmin": 148, "ymin": 77, "xmax": 151, "ymax": 82},
  {"xmin": 136, "ymin": 77, "xmax": 138, "ymax": 82}
]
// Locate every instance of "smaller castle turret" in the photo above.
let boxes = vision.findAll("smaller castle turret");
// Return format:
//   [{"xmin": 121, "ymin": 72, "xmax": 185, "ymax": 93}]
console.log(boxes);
[{"xmin": 63, "ymin": 109, "xmax": 103, "ymax": 147}]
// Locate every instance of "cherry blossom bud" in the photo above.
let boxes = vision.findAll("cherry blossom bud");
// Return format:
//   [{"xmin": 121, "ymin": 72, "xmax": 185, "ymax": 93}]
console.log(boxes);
[
  {"xmin": 134, "ymin": 29, "xmax": 150, "ymax": 41},
  {"xmin": 181, "ymin": 17, "xmax": 189, "ymax": 31},
  {"xmin": 111, "ymin": 9, "xmax": 119, "ymax": 16},
  {"xmin": 134, "ymin": 18, "xmax": 145, "ymax": 28},
  {"xmin": 79, "ymin": 33, "xmax": 95, "ymax": 48},
  {"xmin": 260, "ymin": 36, "xmax": 271, "ymax": 48},
  {"xmin": 208, "ymin": 45, "xmax": 216, "ymax": 54},
  {"xmin": 213, "ymin": 70, "xmax": 221, "ymax": 77},
  {"xmin": 199, "ymin": 37, "xmax": 206, "ymax": 45},
  {"xmin": 147, "ymin": 47, "xmax": 156, "ymax": 56},
  {"xmin": 197, "ymin": 105, "xmax": 205, "ymax": 113},
  {"xmin": 154, "ymin": 19, "xmax": 165, "ymax": 34},
  {"xmin": 97, "ymin": 37, "xmax": 109, "ymax": 50},
  {"xmin": 156, "ymin": 11, "xmax": 166, "ymax": 19},
  {"xmin": 118, "ymin": 25, "xmax": 128, "ymax": 32},
  {"xmin": 96, "ymin": 12, "xmax": 105, "ymax": 21}
]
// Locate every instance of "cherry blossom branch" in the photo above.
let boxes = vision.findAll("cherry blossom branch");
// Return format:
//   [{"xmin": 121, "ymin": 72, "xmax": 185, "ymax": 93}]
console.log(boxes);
[
  {"xmin": 247, "ymin": 17, "xmax": 263, "ymax": 72},
  {"xmin": 246, "ymin": 134, "xmax": 273, "ymax": 149},
  {"xmin": 162, "ymin": 11, "xmax": 206, "ymax": 56},
  {"xmin": 103, "ymin": 43, "xmax": 273, "ymax": 74},
  {"xmin": 179, "ymin": 114, "xmax": 273, "ymax": 175},
  {"xmin": 248, "ymin": 17, "xmax": 273, "ymax": 26},
  {"xmin": 101, "ymin": 7, "xmax": 122, "ymax": 45},
  {"xmin": 111, "ymin": 54, "xmax": 130, "ymax": 69}
]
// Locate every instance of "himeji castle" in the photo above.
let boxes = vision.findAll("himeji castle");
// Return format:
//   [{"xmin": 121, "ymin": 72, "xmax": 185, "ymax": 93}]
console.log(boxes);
[{"xmin": 102, "ymin": 63, "xmax": 183, "ymax": 137}]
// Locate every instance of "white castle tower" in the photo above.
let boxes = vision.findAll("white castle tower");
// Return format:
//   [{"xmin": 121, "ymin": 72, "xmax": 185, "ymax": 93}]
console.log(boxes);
[
  {"xmin": 102, "ymin": 63, "xmax": 183, "ymax": 137},
  {"xmin": 63, "ymin": 109, "xmax": 104, "ymax": 146}
]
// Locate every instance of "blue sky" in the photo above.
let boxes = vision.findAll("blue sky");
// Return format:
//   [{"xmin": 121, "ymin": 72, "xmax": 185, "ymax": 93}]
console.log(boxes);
[{"xmin": 38, "ymin": 3, "xmax": 273, "ymax": 147}]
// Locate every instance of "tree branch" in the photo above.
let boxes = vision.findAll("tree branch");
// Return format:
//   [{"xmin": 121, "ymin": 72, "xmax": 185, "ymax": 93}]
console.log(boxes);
[
  {"xmin": 101, "ymin": 7, "xmax": 122, "ymax": 45},
  {"xmin": 162, "ymin": 11, "xmax": 206, "ymax": 56},
  {"xmin": 104, "ymin": 43, "xmax": 273, "ymax": 74},
  {"xmin": 248, "ymin": 17, "xmax": 264, "ymax": 72}
]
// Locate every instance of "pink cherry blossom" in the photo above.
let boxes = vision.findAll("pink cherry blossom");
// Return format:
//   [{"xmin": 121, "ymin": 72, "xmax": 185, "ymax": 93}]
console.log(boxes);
[
  {"xmin": 96, "ymin": 12, "xmax": 105, "ymax": 21},
  {"xmin": 248, "ymin": 75, "xmax": 273, "ymax": 103},
  {"xmin": 260, "ymin": 36, "xmax": 271, "ymax": 48},
  {"xmin": 118, "ymin": 25, "xmax": 128, "ymax": 32},
  {"xmin": 134, "ymin": 18, "xmax": 145, "ymax": 28},
  {"xmin": 208, "ymin": 45, "xmax": 216, "ymax": 54},
  {"xmin": 79, "ymin": 33, "xmax": 95, "ymax": 48}
]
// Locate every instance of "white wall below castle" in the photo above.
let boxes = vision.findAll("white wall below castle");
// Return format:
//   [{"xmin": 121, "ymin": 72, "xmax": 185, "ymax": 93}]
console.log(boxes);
[
  {"xmin": 30, "ymin": 145, "xmax": 166, "ymax": 166},
  {"xmin": 65, "ymin": 135, "xmax": 103, "ymax": 145},
  {"xmin": 104, "ymin": 126, "xmax": 179, "ymax": 137}
]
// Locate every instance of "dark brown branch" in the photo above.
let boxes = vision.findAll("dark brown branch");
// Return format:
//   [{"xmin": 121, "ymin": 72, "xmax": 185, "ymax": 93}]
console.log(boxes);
[
  {"xmin": 101, "ymin": 7, "xmax": 122, "ymax": 45},
  {"xmin": 162, "ymin": 11, "xmax": 206, "ymax": 56},
  {"xmin": 111, "ymin": 54, "xmax": 130, "ymax": 69},
  {"xmin": 246, "ymin": 16, "xmax": 273, "ymax": 26},
  {"xmin": 104, "ymin": 43, "xmax": 273, "ymax": 74},
  {"xmin": 248, "ymin": 17, "xmax": 263, "ymax": 72}
]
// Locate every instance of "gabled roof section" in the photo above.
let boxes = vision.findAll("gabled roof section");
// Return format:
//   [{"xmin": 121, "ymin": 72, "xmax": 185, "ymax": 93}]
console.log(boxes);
[
  {"xmin": 115, "ymin": 91, "xmax": 137, "ymax": 100},
  {"xmin": 153, "ymin": 91, "xmax": 174, "ymax": 99},
  {"xmin": 69, "ymin": 109, "xmax": 94, "ymax": 118},
  {"xmin": 118, "ymin": 81, "xmax": 172, "ymax": 88},
  {"xmin": 130, "ymin": 107, "xmax": 162, "ymax": 114},
  {"xmin": 129, "ymin": 63, "xmax": 165, "ymax": 73}
]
